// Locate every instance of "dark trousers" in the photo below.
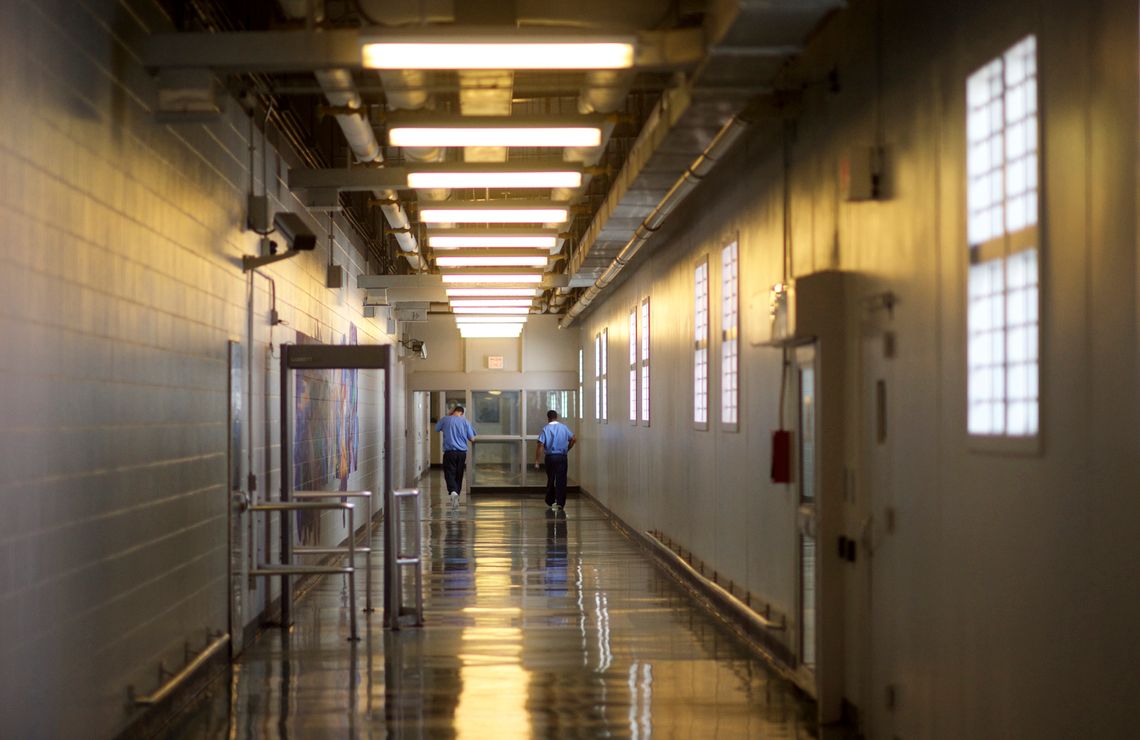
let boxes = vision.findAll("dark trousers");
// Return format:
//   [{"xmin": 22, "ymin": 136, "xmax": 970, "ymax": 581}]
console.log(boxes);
[
  {"xmin": 443, "ymin": 450, "xmax": 467, "ymax": 494},
  {"xmin": 544, "ymin": 453, "xmax": 569, "ymax": 506}
]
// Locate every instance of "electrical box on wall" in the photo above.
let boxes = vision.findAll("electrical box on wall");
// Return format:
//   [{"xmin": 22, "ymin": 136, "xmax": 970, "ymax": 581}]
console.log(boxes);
[
  {"xmin": 395, "ymin": 303, "xmax": 428, "ymax": 322},
  {"xmin": 839, "ymin": 146, "xmax": 880, "ymax": 201},
  {"xmin": 755, "ymin": 271, "xmax": 851, "ymax": 347}
]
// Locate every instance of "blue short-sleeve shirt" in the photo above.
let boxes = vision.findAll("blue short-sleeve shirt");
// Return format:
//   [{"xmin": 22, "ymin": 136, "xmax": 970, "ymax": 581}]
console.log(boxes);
[
  {"xmin": 436, "ymin": 414, "xmax": 477, "ymax": 452},
  {"xmin": 538, "ymin": 421, "xmax": 575, "ymax": 455}
]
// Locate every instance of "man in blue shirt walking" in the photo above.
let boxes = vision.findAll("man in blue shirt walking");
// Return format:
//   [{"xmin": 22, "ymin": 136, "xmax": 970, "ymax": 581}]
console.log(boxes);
[
  {"xmin": 534, "ymin": 410, "xmax": 576, "ymax": 511},
  {"xmin": 436, "ymin": 405, "xmax": 477, "ymax": 507}
]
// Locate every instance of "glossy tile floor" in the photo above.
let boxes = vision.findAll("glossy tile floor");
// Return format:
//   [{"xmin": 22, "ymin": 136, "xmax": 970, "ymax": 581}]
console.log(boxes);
[{"xmin": 167, "ymin": 471, "xmax": 816, "ymax": 738}]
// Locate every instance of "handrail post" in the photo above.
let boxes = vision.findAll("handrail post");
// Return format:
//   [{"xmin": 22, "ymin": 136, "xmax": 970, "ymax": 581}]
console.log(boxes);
[
  {"xmin": 384, "ymin": 484, "xmax": 400, "ymax": 629},
  {"xmin": 280, "ymin": 346, "xmax": 293, "ymax": 627},
  {"xmin": 347, "ymin": 504, "xmax": 358, "ymax": 640}
]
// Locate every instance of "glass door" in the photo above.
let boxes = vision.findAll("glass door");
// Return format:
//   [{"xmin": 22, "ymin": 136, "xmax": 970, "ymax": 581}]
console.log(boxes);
[
  {"xmin": 796, "ymin": 347, "xmax": 819, "ymax": 674},
  {"xmin": 471, "ymin": 390, "xmax": 523, "ymax": 487}
]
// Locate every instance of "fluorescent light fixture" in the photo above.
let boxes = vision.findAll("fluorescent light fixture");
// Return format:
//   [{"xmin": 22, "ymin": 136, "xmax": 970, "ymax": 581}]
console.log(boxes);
[
  {"xmin": 408, "ymin": 170, "xmax": 582, "ymax": 189},
  {"xmin": 455, "ymin": 316, "xmax": 528, "ymax": 323},
  {"xmin": 436, "ymin": 255, "xmax": 548, "ymax": 268},
  {"xmin": 446, "ymin": 288, "xmax": 539, "ymax": 297},
  {"xmin": 362, "ymin": 41, "xmax": 635, "ymax": 71},
  {"xmin": 458, "ymin": 325, "xmax": 526, "ymax": 338},
  {"xmin": 430, "ymin": 234, "xmax": 560, "ymax": 249},
  {"xmin": 441, "ymin": 273, "xmax": 544, "ymax": 284},
  {"xmin": 421, "ymin": 207, "xmax": 569, "ymax": 224},
  {"xmin": 452, "ymin": 306, "xmax": 531, "ymax": 314},
  {"xmin": 450, "ymin": 299, "xmax": 534, "ymax": 308},
  {"xmin": 390, "ymin": 127, "xmax": 600, "ymax": 149}
]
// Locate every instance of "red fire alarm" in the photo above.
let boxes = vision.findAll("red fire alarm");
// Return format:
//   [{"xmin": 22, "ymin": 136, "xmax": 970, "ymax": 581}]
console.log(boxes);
[{"xmin": 771, "ymin": 430, "xmax": 793, "ymax": 483}]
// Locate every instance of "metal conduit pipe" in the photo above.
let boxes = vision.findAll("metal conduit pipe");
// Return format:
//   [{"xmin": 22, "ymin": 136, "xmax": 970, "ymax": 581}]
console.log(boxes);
[
  {"xmin": 278, "ymin": 3, "xmax": 424, "ymax": 270},
  {"xmin": 559, "ymin": 114, "xmax": 752, "ymax": 327}
]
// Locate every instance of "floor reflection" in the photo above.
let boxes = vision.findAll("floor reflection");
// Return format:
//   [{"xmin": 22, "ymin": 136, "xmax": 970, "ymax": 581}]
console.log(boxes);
[{"xmin": 164, "ymin": 471, "xmax": 817, "ymax": 738}]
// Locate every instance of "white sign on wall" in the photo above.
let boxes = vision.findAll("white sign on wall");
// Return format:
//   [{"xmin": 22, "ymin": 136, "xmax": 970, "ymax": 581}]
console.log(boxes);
[{"xmin": 487, "ymin": 355, "xmax": 504, "ymax": 369}]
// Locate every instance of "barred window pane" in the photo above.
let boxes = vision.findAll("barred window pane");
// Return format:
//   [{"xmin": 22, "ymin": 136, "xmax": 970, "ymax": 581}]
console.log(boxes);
[
  {"xmin": 965, "ymin": 35, "xmax": 1040, "ymax": 439},
  {"xmin": 694, "ymin": 260, "xmax": 709, "ymax": 426},
  {"xmin": 721, "ymin": 241, "xmax": 739, "ymax": 427}
]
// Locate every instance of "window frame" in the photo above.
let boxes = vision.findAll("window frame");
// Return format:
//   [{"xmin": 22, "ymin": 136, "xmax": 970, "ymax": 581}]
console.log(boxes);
[
  {"xmin": 964, "ymin": 34, "xmax": 1043, "ymax": 455},
  {"xmin": 720, "ymin": 238, "xmax": 740, "ymax": 432},
  {"xmin": 628, "ymin": 306, "xmax": 638, "ymax": 424},
  {"xmin": 693, "ymin": 256, "xmax": 710, "ymax": 430},
  {"xmin": 639, "ymin": 297, "xmax": 651, "ymax": 426}
]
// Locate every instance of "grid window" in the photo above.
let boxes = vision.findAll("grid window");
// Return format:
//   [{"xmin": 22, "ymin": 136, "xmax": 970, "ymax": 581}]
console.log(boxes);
[
  {"xmin": 694, "ymin": 258, "xmax": 710, "ymax": 427},
  {"xmin": 594, "ymin": 333, "xmax": 601, "ymax": 421},
  {"xmin": 640, "ymin": 298, "xmax": 650, "ymax": 424},
  {"xmin": 966, "ymin": 35, "xmax": 1039, "ymax": 438},
  {"xmin": 721, "ymin": 241, "xmax": 739, "ymax": 429},
  {"xmin": 601, "ymin": 328, "xmax": 608, "ymax": 421},
  {"xmin": 629, "ymin": 307, "xmax": 638, "ymax": 422},
  {"xmin": 578, "ymin": 348, "xmax": 584, "ymax": 420}
]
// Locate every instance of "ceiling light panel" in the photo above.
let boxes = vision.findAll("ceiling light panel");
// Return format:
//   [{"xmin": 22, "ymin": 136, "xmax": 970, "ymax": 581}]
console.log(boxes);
[
  {"xmin": 429, "ymin": 235, "xmax": 559, "ymax": 249},
  {"xmin": 458, "ymin": 325, "xmax": 526, "ymax": 338},
  {"xmin": 449, "ymin": 299, "xmax": 534, "ymax": 308},
  {"xmin": 446, "ymin": 288, "xmax": 539, "ymax": 297},
  {"xmin": 436, "ymin": 256, "xmax": 548, "ymax": 268},
  {"xmin": 455, "ymin": 315, "xmax": 529, "ymax": 323},
  {"xmin": 441, "ymin": 273, "xmax": 544, "ymax": 284},
  {"xmin": 407, "ymin": 171, "xmax": 582, "ymax": 189},
  {"xmin": 390, "ymin": 126, "xmax": 601, "ymax": 149},
  {"xmin": 362, "ymin": 41, "xmax": 635, "ymax": 70},
  {"xmin": 420, "ymin": 207, "xmax": 569, "ymax": 224},
  {"xmin": 451, "ymin": 306, "xmax": 531, "ymax": 314}
]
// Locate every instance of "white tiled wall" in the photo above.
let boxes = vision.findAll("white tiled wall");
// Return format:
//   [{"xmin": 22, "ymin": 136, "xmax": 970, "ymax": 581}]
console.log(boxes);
[{"xmin": 0, "ymin": 1, "xmax": 395, "ymax": 736}]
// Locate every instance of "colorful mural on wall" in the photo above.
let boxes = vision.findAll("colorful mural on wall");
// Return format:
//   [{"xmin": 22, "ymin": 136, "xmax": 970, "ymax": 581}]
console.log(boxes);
[{"xmin": 293, "ymin": 325, "xmax": 360, "ymax": 492}]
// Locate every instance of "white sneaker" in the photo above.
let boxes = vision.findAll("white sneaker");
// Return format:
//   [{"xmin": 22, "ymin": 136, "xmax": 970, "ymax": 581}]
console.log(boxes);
[{"xmin": 449, "ymin": 491, "xmax": 459, "ymax": 507}]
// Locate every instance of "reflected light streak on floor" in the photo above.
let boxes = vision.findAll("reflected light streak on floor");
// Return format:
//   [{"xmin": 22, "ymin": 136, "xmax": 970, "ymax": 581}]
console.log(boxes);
[{"xmin": 164, "ymin": 471, "xmax": 817, "ymax": 738}]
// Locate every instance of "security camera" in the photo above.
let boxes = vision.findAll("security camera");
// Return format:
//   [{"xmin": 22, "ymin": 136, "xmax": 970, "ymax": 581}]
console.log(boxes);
[
  {"xmin": 272, "ymin": 212, "xmax": 317, "ymax": 251},
  {"xmin": 401, "ymin": 338, "xmax": 427, "ymax": 359}
]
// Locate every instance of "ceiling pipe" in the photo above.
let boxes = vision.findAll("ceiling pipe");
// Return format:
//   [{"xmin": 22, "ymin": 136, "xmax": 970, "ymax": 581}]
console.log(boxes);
[
  {"xmin": 278, "ymin": 2, "xmax": 424, "ymax": 270},
  {"xmin": 379, "ymin": 70, "xmax": 450, "ymax": 201},
  {"xmin": 554, "ymin": 69, "xmax": 637, "ymax": 203},
  {"xmin": 559, "ymin": 113, "xmax": 751, "ymax": 328}
]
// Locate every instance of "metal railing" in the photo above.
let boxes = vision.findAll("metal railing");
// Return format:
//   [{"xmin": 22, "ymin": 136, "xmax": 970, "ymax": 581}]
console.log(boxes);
[
  {"xmin": 644, "ymin": 530, "xmax": 786, "ymax": 631},
  {"xmin": 293, "ymin": 489, "xmax": 375, "ymax": 612},
  {"xmin": 250, "ymin": 500, "xmax": 359, "ymax": 640},
  {"xmin": 129, "ymin": 631, "xmax": 230, "ymax": 706},
  {"xmin": 385, "ymin": 488, "xmax": 423, "ymax": 629}
]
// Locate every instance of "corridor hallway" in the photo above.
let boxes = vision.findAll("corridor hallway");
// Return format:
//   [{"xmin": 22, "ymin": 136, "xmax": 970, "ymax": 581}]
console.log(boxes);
[{"xmin": 165, "ymin": 471, "xmax": 815, "ymax": 738}]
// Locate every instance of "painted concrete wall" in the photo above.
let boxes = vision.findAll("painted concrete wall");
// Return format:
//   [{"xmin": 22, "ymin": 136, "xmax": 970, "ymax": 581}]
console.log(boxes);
[
  {"xmin": 574, "ymin": 0, "xmax": 1140, "ymax": 737},
  {"xmin": 0, "ymin": 1, "xmax": 401, "ymax": 736}
]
